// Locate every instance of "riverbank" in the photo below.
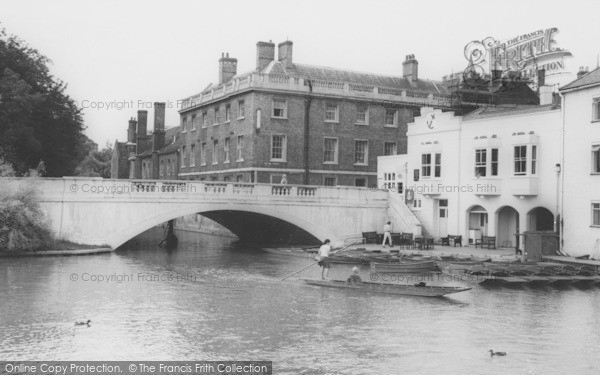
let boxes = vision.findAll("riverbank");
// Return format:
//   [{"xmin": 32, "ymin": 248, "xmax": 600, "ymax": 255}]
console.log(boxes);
[{"xmin": 0, "ymin": 247, "xmax": 113, "ymax": 257}]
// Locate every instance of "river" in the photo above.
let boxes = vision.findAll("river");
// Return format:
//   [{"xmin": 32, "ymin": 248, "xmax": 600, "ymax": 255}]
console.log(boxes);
[{"xmin": 1, "ymin": 228, "xmax": 600, "ymax": 374}]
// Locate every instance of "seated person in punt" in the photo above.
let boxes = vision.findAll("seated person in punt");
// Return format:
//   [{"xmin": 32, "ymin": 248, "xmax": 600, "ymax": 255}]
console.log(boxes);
[{"xmin": 346, "ymin": 267, "xmax": 363, "ymax": 284}]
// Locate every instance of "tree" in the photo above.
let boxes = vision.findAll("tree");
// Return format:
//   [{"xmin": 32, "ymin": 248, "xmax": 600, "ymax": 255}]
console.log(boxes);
[
  {"xmin": 75, "ymin": 141, "xmax": 113, "ymax": 178},
  {"xmin": 0, "ymin": 26, "xmax": 90, "ymax": 176}
]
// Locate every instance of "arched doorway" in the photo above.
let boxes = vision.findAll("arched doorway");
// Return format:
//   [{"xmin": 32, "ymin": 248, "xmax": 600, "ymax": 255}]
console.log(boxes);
[
  {"xmin": 497, "ymin": 206, "xmax": 519, "ymax": 248},
  {"xmin": 466, "ymin": 205, "xmax": 488, "ymax": 245},
  {"xmin": 527, "ymin": 207, "xmax": 554, "ymax": 231}
]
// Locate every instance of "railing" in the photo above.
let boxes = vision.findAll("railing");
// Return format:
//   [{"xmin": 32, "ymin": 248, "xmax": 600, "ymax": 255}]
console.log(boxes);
[
  {"xmin": 348, "ymin": 83, "xmax": 374, "ymax": 92},
  {"xmin": 387, "ymin": 191, "xmax": 422, "ymax": 235},
  {"xmin": 179, "ymin": 72, "xmax": 457, "ymax": 111},
  {"xmin": 232, "ymin": 183, "xmax": 254, "ymax": 195},
  {"xmin": 271, "ymin": 186, "xmax": 292, "ymax": 195},
  {"xmin": 297, "ymin": 187, "xmax": 316, "ymax": 196},
  {"xmin": 204, "ymin": 183, "xmax": 228, "ymax": 194}
]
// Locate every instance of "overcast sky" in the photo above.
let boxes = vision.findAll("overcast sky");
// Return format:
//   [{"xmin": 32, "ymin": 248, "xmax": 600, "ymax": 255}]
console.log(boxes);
[{"xmin": 1, "ymin": 0, "xmax": 599, "ymax": 146}]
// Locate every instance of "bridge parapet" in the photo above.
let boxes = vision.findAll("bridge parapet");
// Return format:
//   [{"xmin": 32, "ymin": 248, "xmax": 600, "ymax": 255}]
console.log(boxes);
[{"xmin": 24, "ymin": 177, "xmax": 387, "ymax": 205}]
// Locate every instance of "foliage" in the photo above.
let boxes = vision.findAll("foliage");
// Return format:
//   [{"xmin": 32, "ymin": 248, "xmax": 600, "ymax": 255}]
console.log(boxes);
[
  {"xmin": 0, "ymin": 26, "xmax": 92, "ymax": 177},
  {"xmin": 0, "ymin": 175, "xmax": 52, "ymax": 252},
  {"xmin": 75, "ymin": 141, "xmax": 113, "ymax": 178}
]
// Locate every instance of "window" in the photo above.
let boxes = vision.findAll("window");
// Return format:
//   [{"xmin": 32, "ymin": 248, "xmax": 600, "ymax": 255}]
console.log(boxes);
[
  {"xmin": 475, "ymin": 149, "xmax": 487, "ymax": 177},
  {"xmin": 191, "ymin": 114, "xmax": 197, "ymax": 131},
  {"xmin": 272, "ymin": 99, "xmax": 287, "ymax": 118},
  {"xmin": 384, "ymin": 142, "xmax": 397, "ymax": 156},
  {"xmin": 531, "ymin": 145, "xmax": 537, "ymax": 175},
  {"xmin": 354, "ymin": 140, "xmax": 368, "ymax": 165},
  {"xmin": 385, "ymin": 109, "xmax": 397, "ymax": 126},
  {"xmin": 190, "ymin": 144, "xmax": 196, "ymax": 167},
  {"xmin": 323, "ymin": 138, "xmax": 338, "ymax": 164},
  {"xmin": 593, "ymin": 203, "xmax": 600, "ymax": 226},
  {"xmin": 325, "ymin": 103, "xmax": 339, "ymax": 122},
  {"xmin": 593, "ymin": 145, "xmax": 600, "ymax": 174},
  {"xmin": 356, "ymin": 104, "xmax": 368, "ymax": 125},
  {"xmin": 236, "ymin": 175, "xmax": 243, "ymax": 182},
  {"xmin": 421, "ymin": 153, "xmax": 431, "ymax": 178},
  {"xmin": 434, "ymin": 153, "xmax": 441, "ymax": 177},
  {"xmin": 238, "ymin": 100, "xmax": 245, "ymax": 119},
  {"xmin": 182, "ymin": 116, "xmax": 187, "ymax": 133},
  {"xmin": 214, "ymin": 107, "xmax": 220, "ymax": 125},
  {"xmin": 491, "ymin": 149, "xmax": 499, "ymax": 176},
  {"xmin": 212, "ymin": 140, "xmax": 218, "ymax": 164},
  {"xmin": 514, "ymin": 145, "xmax": 527, "ymax": 175},
  {"xmin": 166, "ymin": 160, "xmax": 171, "ymax": 176},
  {"xmin": 181, "ymin": 146, "xmax": 186, "ymax": 168},
  {"xmin": 200, "ymin": 142, "xmax": 206, "ymax": 166},
  {"xmin": 271, "ymin": 135, "xmax": 287, "ymax": 161},
  {"xmin": 355, "ymin": 178, "xmax": 366, "ymax": 187},
  {"xmin": 202, "ymin": 111, "xmax": 208, "ymax": 128},
  {"xmin": 593, "ymin": 98, "xmax": 600, "ymax": 121},
  {"xmin": 324, "ymin": 177, "xmax": 337, "ymax": 186},
  {"xmin": 225, "ymin": 104, "xmax": 231, "ymax": 122},
  {"xmin": 224, "ymin": 137, "xmax": 230, "ymax": 163},
  {"xmin": 160, "ymin": 160, "xmax": 165, "ymax": 176},
  {"xmin": 223, "ymin": 176, "xmax": 230, "ymax": 182},
  {"xmin": 237, "ymin": 135, "xmax": 244, "ymax": 161}
]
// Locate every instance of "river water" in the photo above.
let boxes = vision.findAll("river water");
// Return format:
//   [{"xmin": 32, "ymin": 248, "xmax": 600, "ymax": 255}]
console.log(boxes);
[{"xmin": 1, "ymin": 228, "xmax": 600, "ymax": 374}]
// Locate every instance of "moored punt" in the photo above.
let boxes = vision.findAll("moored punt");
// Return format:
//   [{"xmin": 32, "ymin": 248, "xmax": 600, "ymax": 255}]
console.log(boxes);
[
  {"xmin": 303, "ymin": 279, "xmax": 471, "ymax": 297},
  {"xmin": 262, "ymin": 248, "xmax": 315, "ymax": 259},
  {"xmin": 370, "ymin": 260, "xmax": 439, "ymax": 273}
]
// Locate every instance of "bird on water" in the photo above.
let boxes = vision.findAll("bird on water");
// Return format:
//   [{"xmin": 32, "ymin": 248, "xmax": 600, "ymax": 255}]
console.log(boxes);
[
  {"xmin": 489, "ymin": 349, "xmax": 507, "ymax": 356},
  {"xmin": 75, "ymin": 320, "xmax": 91, "ymax": 326}
]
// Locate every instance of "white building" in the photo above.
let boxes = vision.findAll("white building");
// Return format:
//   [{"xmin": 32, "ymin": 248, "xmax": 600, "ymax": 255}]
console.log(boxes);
[
  {"xmin": 560, "ymin": 68, "xmax": 600, "ymax": 257},
  {"xmin": 378, "ymin": 99, "xmax": 562, "ymax": 248}
]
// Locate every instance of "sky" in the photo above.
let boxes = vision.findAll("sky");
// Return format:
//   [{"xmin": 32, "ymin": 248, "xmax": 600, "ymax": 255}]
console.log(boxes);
[{"xmin": 1, "ymin": 0, "xmax": 599, "ymax": 146}]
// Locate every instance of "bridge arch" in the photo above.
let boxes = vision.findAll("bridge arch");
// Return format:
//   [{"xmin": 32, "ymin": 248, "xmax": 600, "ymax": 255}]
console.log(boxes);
[{"xmin": 109, "ymin": 202, "xmax": 334, "ymax": 249}]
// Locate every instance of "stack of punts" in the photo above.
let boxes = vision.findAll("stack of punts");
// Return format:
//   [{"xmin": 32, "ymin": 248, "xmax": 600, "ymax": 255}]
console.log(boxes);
[
  {"xmin": 370, "ymin": 259, "xmax": 439, "ymax": 273},
  {"xmin": 303, "ymin": 279, "xmax": 471, "ymax": 297},
  {"xmin": 439, "ymin": 260, "xmax": 600, "ymax": 287}
]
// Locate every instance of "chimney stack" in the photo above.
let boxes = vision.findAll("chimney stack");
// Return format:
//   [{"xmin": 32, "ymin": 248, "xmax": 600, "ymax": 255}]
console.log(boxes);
[
  {"xmin": 256, "ymin": 41, "xmax": 275, "ymax": 71},
  {"xmin": 127, "ymin": 117, "xmax": 137, "ymax": 144},
  {"xmin": 219, "ymin": 52, "xmax": 238, "ymax": 84},
  {"xmin": 402, "ymin": 54, "xmax": 418, "ymax": 85},
  {"xmin": 278, "ymin": 41, "xmax": 293, "ymax": 69},
  {"xmin": 153, "ymin": 102, "xmax": 166, "ymax": 152},
  {"xmin": 136, "ymin": 110, "xmax": 148, "ymax": 154},
  {"xmin": 577, "ymin": 66, "xmax": 589, "ymax": 79}
]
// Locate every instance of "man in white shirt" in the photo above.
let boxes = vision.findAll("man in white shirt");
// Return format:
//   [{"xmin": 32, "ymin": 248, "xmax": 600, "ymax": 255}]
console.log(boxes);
[
  {"xmin": 317, "ymin": 239, "xmax": 332, "ymax": 280},
  {"xmin": 382, "ymin": 221, "xmax": 392, "ymax": 247}
]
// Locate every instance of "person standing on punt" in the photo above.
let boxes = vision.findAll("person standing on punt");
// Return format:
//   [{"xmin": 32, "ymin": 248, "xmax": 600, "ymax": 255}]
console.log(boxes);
[
  {"xmin": 318, "ymin": 239, "xmax": 332, "ymax": 280},
  {"xmin": 382, "ymin": 221, "xmax": 393, "ymax": 247}
]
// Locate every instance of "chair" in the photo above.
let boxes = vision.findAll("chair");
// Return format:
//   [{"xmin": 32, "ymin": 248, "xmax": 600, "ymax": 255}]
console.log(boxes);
[
  {"xmin": 362, "ymin": 231, "xmax": 378, "ymax": 244},
  {"xmin": 399, "ymin": 233, "xmax": 413, "ymax": 249},
  {"xmin": 475, "ymin": 236, "xmax": 496, "ymax": 249}
]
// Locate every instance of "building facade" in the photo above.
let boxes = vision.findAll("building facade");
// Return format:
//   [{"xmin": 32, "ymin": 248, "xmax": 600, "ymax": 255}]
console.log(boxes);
[
  {"xmin": 378, "ymin": 98, "xmax": 561, "ymax": 248},
  {"xmin": 560, "ymin": 68, "xmax": 600, "ymax": 257},
  {"xmin": 176, "ymin": 41, "xmax": 462, "ymax": 186}
]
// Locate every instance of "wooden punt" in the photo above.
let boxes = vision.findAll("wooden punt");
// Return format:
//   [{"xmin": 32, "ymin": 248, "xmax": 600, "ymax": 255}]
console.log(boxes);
[
  {"xmin": 370, "ymin": 260, "xmax": 439, "ymax": 273},
  {"xmin": 303, "ymin": 279, "xmax": 471, "ymax": 297}
]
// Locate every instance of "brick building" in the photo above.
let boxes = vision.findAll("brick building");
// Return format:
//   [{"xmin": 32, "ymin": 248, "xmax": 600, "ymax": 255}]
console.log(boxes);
[
  {"xmin": 176, "ymin": 41, "xmax": 459, "ymax": 186},
  {"xmin": 111, "ymin": 102, "xmax": 180, "ymax": 181}
]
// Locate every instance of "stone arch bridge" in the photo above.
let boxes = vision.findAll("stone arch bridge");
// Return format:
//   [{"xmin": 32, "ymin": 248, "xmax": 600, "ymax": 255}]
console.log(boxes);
[{"xmin": 6, "ymin": 178, "xmax": 421, "ymax": 250}]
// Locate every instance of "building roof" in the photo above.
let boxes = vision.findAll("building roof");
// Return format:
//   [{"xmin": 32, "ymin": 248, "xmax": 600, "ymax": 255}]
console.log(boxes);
[
  {"xmin": 196, "ymin": 60, "xmax": 449, "ymax": 96},
  {"xmin": 462, "ymin": 104, "xmax": 559, "ymax": 121},
  {"xmin": 560, "ymin": 67, "xmax": 600, "ymax": 91}
]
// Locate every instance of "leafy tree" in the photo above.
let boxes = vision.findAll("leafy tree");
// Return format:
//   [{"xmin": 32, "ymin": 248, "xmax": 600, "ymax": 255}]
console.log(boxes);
[
  {"xmin": 75, "ymin": 141, "xmax": 113, "ymax": 178},
  {"xmin": 0, "ymin": 26, "xmax": 90, "ymax": 176}
]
